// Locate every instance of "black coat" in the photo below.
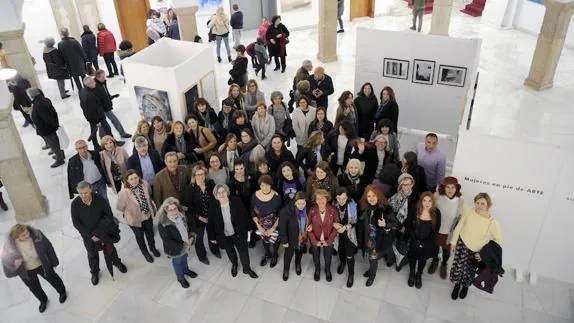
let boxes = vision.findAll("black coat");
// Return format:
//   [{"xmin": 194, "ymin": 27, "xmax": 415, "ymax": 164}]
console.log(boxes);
[
  {"xmin": 325, "ymin": 129, "xmax": 354, "ymax": 171},
  {"xmin": 307, "ymin": 119, "xmax": 334, "ymax": 138},
  {"xmin": 81, "ymin": 31, "xmax": 98, "ymax": 59},
  {"xmin": 278, "ymin": 200, "xmax": 305, "ymax": 247},
  {"xmin": 354, "ymin": 94, "xmax": 378, "ymax": 136},
  {"xmin": 265, "ymin": 23, "xmax": 290, "ymax": 57},
  {"xmin": 265, "ymin": 148, "xmax": 295, "ymax": 176},
  {"xmin": 71, "ymin": 193, "xmax": 117, "ymax": 240},
  {"xmin": 296, "ymin": 144, "xmax": 329, "ymax": 176},
  {"xmin": 337, "ymin": 173, "xmax": 366, "ymax": 204},
  {"xmin": 43, "ymin": 48, "xmax": 70, "ymax": 80},
  {"xmin": 1, "ymin": 227, "xmax": 59, "ymax": 280},
  {"xmin": 479, "ymin": 240, "xmax": 504, "ymax": 276},
  {"xmin": 375, "ymin": 101, "xmax": 399, "ymax": 131},
  {"xmin": 30, "ymin": 94, "xmax": 59, "ymax": 137},
  {"xmin": 161, "ymin": 132, "xmax": 200, "ymax": 165},
  {"xmin": 94, "ymin": 79, "xmax": 113, "ymax": 112},
  {"xmin": 58, "ymin": 36, "xmax": 87, "ymax": 77},
  {"xmin": 308, "ymin": 74, "xmax": 334, "ymax": 109},
  {"xmin": 182, "ymin": 181, "xmax": 216, "ymax": 228},
  {"xmin": 229, "ymin": 57, "xmax": 248, "ymax": 87},
  {"xmin": 79, "ymin": 87, "xmax": 106, "ymax": 123},
  {"xmin": 8, "ymin": 76, "xmax": 31, "ymax": 111},
  {"xmin": 207, "ymin": 197, "xmax": 250, "ymax": 243},
  {"xmin": 357, "ymin": 206, "xmax": 399, "ymax": 258},
  {"xmin": 158, "ymin": 214, "xmax": 189, "ymax": 257},
  {"xmin": 127, "ymin": 150, "xmax": 165, "ymax": 179},
  {"xmin": 67, "ymin": 151, "xmax": 108, "ymax": 198},
  {"xmin": 408, "ymin": 166, "xmax": 428, "ymax": 201},
  {"xmin": 351, "ymin": 146, "xmax": 393, "ymax": 181}
]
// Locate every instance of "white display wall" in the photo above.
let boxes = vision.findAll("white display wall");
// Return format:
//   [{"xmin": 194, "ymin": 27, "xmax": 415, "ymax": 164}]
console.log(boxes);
[
  {"xmin": 452, "ymin": 130, "xmax": 574, "ymax": 284},
  {"xmin": 354, "ymin": 28, "xmax": 482, "ymax": 137}
]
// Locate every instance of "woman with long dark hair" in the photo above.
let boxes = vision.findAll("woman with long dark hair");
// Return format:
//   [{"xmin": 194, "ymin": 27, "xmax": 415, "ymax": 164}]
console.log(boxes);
[
  {"xmin": 276, "ymin": 161, "xmax": 306, "ymax": 204},
  {"xmin": 265, "ymin": 134, "xmax": 295, "ymax": 176},
  {"xmin": 265, "ymin": 15, "xmax": 290, "ymax": 73},
  {"xmin": 194, "ymin": 98, "xmax": 222, "ymax": 140},
  {"xmin": 355, "ymin": 82, "xmax": 379, "ymax": 139},
  {"xmin": 333, "ymin": 188, "xmax": 359, "ymax": 287},
  {"xmin": 334, "ymin": 91, "xmax": 358, "ymax": 135},
  {"xmin": 150, "ymin": 116, "xmax": 170, "ymax": 154},
  {"xmin": 375, "ymin": 86, "xmax": 399, "ymax": 131},
  {"xmin": 325, "ymin": 121, "xmax": 355, "ymax": 175},
  {"xmin": 307, "ymin": 106, "xmax": 334, "ymax": 138},
  {"xmin": 185, "ymin": 114, "xmax": 218, "ymax": 162},
  {"xmin": 306, "ymin": 160, "xmax": 339, "ymax": 203}
]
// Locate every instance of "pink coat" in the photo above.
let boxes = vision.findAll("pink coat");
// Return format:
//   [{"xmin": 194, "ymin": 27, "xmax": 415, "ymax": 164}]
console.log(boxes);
[
  {"xmin": 116, "ymin": 181, "xmax": 156, "ymax": 227},
  {"xmin": 257, "ymin": 22, "xmax": 270, "ymax": 39},
  {"xmin": 100, "ymin": 147, "xmax": 129, "ymax": 193}
]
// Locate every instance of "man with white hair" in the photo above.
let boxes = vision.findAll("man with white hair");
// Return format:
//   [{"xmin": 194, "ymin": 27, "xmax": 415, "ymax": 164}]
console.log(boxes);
[{"xmin": 57, "ymin": 27, "xmax": 87, "ymax": 90}]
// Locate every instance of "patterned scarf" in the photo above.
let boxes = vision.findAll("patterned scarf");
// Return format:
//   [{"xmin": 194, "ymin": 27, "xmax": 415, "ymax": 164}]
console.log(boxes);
[
  {"xmin": 130, "ymin": 184, "xmax": 151, "ymax": 215},
  {"xmin": 366, "ymin": 208, "xmax": 378, "ymax": 259},
  {"xmin": 389, "ymin": 192, "xmax": 409, "ymax": 224}
]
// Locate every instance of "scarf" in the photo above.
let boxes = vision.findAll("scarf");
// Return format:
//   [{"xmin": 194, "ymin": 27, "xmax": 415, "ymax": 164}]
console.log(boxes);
[
  {"xmin": 175, "ymin": 136, "xmax": 186, "ymax": 154},
  {"xmin": 296, "ymin": 207, "xmax": 307, "ymax": 234},
  {"xmin": 366, "ymin": 207, "xmax": 378, "ymax": 259},
  {"xmin": 130, "ymin": 184, "xmax": 151, "ymax": 215},
  {"xmin": 346, "ymin": 173, "xmax": 360, "ymax": 188},
  {"xmin": 389, "ymin": 192, "xmax": 409, "ymax": 224},
  {"xmin": 199, "ymin": 110, "xmax": 211, "ymax": 126}
]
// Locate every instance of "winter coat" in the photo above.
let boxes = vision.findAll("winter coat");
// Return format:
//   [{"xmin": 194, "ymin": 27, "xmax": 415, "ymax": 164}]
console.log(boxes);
[
  {"xmin": 245, "ymin": 90, "xmax": 265, "ymax": 118},
  {"xmin": 158, "ymin": 212, "xmax": 190, "ymax": 257},
  {"xmin": 30, "ymin": 93, "xmax": 59, "ymax": 137},
  {"xmin": 251, "ymin": 113, "xmax": 275, "ymax": 148},
  {"xmin": 407, "ymin": 209, "xmax": 441, "ymax": 260},
  {"xmin": 306, "ymin": 175, "xmax": 340, "ymax": 203},
  {"xmin": 43, "ymin": 48, "xmax": 70, "ymax": 80},
  {"xmin": 357, "ymin": 205, "xmax": 399, "ymax": 258},
  {"xmin": 307, "ymin": 119, "xmax": 334, "ymax": 138},
  {"xmin": 229, "ymin": 56, "xmax": 248, "ymax": 87},
  {"xmin": 239, "ymin": 140, "xmax": 265, "ymax": 169},
  {"xmin": 354, "ymin": 94, "xmax": 378, "ymax": 136},
  {"xmin": 338, "ymin": 173, "xmax": 367, "ymax": 205},
  {"xmin": 99, "ymin": 148, "xmax": 129, "ymax": 192},
  {"xmin": 265, "ymin": 23, "xmax": 290, "ymax": 57},
  {"xmin": 267, "ymin": 103, "xmax": 290, "ymax": 136},
  {"xmin": 167, "ymin": 20, "xmax": 180, "ymax": 40},
  {"xmin": 190, "ymin": 126, "xmax": 218, "ymax": 156},
  {"xmin": 207, "ymin": 197, "xmax": 250, "ymax": 242},
  {"xmin": 296, "ymin": 144, "xmax": 329, "ymax": 175},
  {"xmin": 230, "ymin": 11, "xmax": 244, "ymax": 29},
  {"xmin": 94, "ymin": 79, "xmax": 114, "ymax": 112},
  {"xmin": 58, "ymin": 36, "xmax": 87, "ymax": 77},
  {"xmin": 369, "ymin": 131, "xmax": 401, "ymax": 164},
  {"xmin": 71, "ymin": 193, "xmax": 119, "ymax": 243},
  {"xmin": 79, "ymin": 87, "xmax": 106, "ymax": 123},
  {"xmin": 81, "ymin": 31, "xmax": 98, "ymax": 59},
  {"xmin": 375, "ymin": 100, "xmax": 399, "ymax": 131},
  {"xmin": 254, "ymin": 43, "xmax": 268, "ymax": 65},
  {"xmin": 116, "ymin": 181, "xmax": 156, "ymax": 227},
  {"xmin": 334, "ymin": 104, "xmax": 359, "ymax": 135},
  {"xmin": 126, "ymin": 150, "xmax": 165, "ymax": 179},
  {"xmin": 9, "ymin": 76, "xmax": 31, "ymax": 111},
  {"xmin": 351, "ymin": 146, "xmax": 393, "ymax": 181},
  {"xmin": 292, "ymin": 106, "xmax": 316, "ymax": 146},
  {"xmin": 67, "ymin": 151, "xmax": 108, "ymax": 198},
  {"xmin": 182, "ymin": 180, "xmax": 215, "ymax": 228},
  {"xmin": 307, "ymin": 204, "xmax": 339, "ymax": 247},
  {"xmin": 265, "ymin": 148, "xmax": 295, "ymax": 175},
  {"xmin": 208, "ymin": 12, "xmax": 230, "ymax": 36},
  {"xmin": 257, "ymin": 21, "xmax": 270, "ymax": 39},
  {"xmin": 97, "ymin": 29, "xmax": 117, "ymax": 56},
  {"xmin": 152, "ymin": 166, "xmax": 192, "ymax": 207},
  {"xmin": 308, "ymin": 74, "xmax": 334, "ymax": 108},
  {"xmin": 161, "ymin": 132, "xmax": 200, "ymax": 165},
  {"xmin": 278, "ymin": 200, "xmax": 308, "ymax": 247},
  {"xmin": 479, "ymin": 240, "xmax": 504, "ymax": 276},
  {"xmin": 325, "ymin": 129, "xmax": 354, "ymax": 171},
  {"xmin": 293, "ymin": 67, "xmax": 310, "ymax": 90},
  {"xmin": 1, "ymin": 227, "xmax": 59, "ymax": 280}
]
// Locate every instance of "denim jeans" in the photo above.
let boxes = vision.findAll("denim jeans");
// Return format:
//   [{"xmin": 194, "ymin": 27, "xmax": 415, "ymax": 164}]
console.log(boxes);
[
  {"xmin": 216, "ymin": 35, "xmax": 231, "ymax": 58},
  {"xmin": 338, "ymin": 15, "xmax": 344, "ymax": 30},
  {"xmin": 172, "ymin": 253, "xmax": 190, "ymax": 280},
  {"xmin": 105, "ymin": 111, "xmax": 127, "ymax": 136}
]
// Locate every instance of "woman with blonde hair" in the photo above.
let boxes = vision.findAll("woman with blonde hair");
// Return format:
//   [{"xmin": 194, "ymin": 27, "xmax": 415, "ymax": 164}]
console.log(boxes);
[
  {"xmin": 244, "ymin": 79, "xmax": 265, "ymax": 119},
  {"xmin": 208, "ymin": 6, "xmax": 232, "ymax": 63},
  {"xmin": 223, "ymin": 84, "xmax": 245, "ymax": 112},
  {"xmin": 297, "ymin": 130, "xmax": 328, "ymax": 177},
  {"xmin": 132, "ymin": 120, "xmax": 150, "ymax": 142},
  {"xmin": 307, "ymin": 189, "xmax": 339, "ymax": 282},
  {"xmin": 100, "ymin": 135, "xmax": 129, "ymax": 193},
  {"xmin": 252, "ymin": 102, "xmax": 275, "ymax": 148}
]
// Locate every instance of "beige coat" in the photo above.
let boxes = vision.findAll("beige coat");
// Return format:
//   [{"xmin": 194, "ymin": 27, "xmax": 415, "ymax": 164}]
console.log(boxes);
[
  {"xmin": 116, "ymin": 181, "xmax": 156, "ymax": 227},
  {"xmin": 153, "ymin": 166, "xmax": 191, "ymax": 207},
  {"xmin": 100, "ymin": 147, "xmax": 129, "ymax": 193}
]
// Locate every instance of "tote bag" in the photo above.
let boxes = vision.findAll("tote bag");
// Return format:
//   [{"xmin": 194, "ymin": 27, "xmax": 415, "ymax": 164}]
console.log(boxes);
[{"xmin": 57, "ymin": 126, "xmax": 70, "ymax": 149}]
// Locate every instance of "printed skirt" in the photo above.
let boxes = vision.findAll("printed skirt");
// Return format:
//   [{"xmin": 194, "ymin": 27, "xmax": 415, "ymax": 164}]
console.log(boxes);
[{"xmin": 449, "ymin": 238, "xmax": 478, "ymax": 287}]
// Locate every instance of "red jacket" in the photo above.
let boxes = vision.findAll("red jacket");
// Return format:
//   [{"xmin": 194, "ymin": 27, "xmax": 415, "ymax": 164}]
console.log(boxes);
[
  {"xmin": 307, "ymin": 204, "xmax": 339, "ymax": 247},
  {"xmin": 97, "ymin": 29, "xmax": 117, "ymax": 56}
]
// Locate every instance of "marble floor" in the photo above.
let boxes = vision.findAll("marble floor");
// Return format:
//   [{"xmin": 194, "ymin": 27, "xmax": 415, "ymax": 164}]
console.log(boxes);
[{"xmin": 1, "ymin": 4, "xmax": 574, "ymax": 323}]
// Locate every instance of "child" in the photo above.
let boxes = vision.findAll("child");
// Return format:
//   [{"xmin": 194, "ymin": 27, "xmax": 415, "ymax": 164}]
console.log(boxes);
[{"xmin": 254, "ymin": 38, "xmax": 269, "ymax": 80}]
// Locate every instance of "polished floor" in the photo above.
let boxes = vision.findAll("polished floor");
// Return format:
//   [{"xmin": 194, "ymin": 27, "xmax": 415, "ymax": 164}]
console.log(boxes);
[{"xmin": 1, "ymin": 3, "xmax": 574, "ymax": 323}]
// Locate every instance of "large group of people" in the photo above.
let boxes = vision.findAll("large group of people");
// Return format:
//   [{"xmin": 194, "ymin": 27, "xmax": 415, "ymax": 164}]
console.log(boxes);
[{"xmin": 1, "ymin": 6, "xmax": 504, "ymax": 316}]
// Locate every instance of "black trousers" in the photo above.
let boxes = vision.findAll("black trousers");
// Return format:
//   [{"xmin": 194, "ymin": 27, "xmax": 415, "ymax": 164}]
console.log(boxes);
[
  {"xmin": 88, "ymin": 56, "xmax": 99, "ymax": 71},
  {"xmin": 43, "ymin": 132, "xmax": 64, "ymax": 162},
  {"xmin": 409, "ymin": 246, "xmax": 429, "ymax": 275},
  {"xmin": 103, "ymin": 53, "xmax": 119, "ymax": 75},
  {"xmin": 194, "ymin": 224, "xmax": 218, "ymax": 260},
  {"xmin": 72, "ymin": 75, "xmax": 83, "ymax": 91},
  {"xmin": 313, "ymin": 245, "xmax": 333, "ymax": 272},
  {"xmin": 262, "ymin": 240, "xmax": 279, "ymax": 258},
  {"xmin": 130, "ymin": 218, "xmax": 155, "ymax": 256},
  {"xmin": 273, "ymin": 56, "xmax": 286, "ymax": 71},
  {"xmin": 82, "ymin": 238, "xmax": 122, "ymax": 274},
  {"xmin": 88, "ymin": 120, "xmax": 112, "ymax": 150},
  {"xmin": 221, "ymin": 234, "xmax": 250, "ymax": 270},
  {"xmin": 432, "ymin": 245, "xmax": 451, "ymax": 264},
  {"xmin": 283, "ymin": 245, "xmax": 303, "ymax": 271},
  {"xmin": 21, "ymin": 267, "xmax": 66, "ymax": 303},
  {"xmin": 337, "ymin": 233, "xmax": 356, "ymax": 263}
]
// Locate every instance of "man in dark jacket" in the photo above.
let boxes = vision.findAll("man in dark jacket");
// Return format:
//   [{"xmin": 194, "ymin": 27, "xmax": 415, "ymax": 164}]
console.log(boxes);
[
  {"xmin": 79, "ymin": 76, "xmax": 114, "ymax": 150},
  {"xmin": 8, "ymin": 74, "xmax": 33, "ymax": 127},
  {"xmin": 42, "ymin": 37, "xmax": 70, "ymax": 99},
  {"xmin": 80, "ymin": 25, "xmax": 99, "ymax": 71},
  {"xmin": 128, "ymin": 136, "xmax": 165, "ymax": 185},
  {"xmin": 230, "ymin": 4, "xmax": 243, "ymax": 48},
  {"xmin": 308, "ymin": 66, "xmax": 334, "ymax": 109},
  {"xmin": 58, "ymin": 27, "xmax": 87, "ymax": 90},
  {"xmin": 94, "ymin": 70, "xmax": 131, "ymax": 138},
  {"xmin": 67, "ymin": 140, "xmax": 108, "ymax": 200},
  {"xmin": 27, "ymin": 88, "xmax": 65, "ymax": 168},
  {"xmin": 71, "ymin": 181, "xmax": 127, "ymax": 285}
]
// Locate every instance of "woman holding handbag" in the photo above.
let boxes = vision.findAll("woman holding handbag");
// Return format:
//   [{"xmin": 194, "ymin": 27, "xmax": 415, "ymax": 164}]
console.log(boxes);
[
  {"xmin": 116, "ymin": 170, "xmax": 160, "ymax": 263},
  {"xmin": 265, "ymin": 15, "xmax": 290, "ymax": 73},
  {"xmin": 449, "ymin": 192, "xmax": 503, "ymax": 300}
]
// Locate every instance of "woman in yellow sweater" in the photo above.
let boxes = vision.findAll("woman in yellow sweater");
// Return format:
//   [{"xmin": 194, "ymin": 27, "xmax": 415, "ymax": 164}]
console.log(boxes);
[{"xmin": 449, "ymin": 192, "xmax": 502, "ymax": 300}]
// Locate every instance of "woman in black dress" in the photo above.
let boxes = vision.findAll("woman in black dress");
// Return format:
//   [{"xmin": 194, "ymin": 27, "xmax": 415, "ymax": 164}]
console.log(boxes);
[
  {"xmin": 333, "ymin": 188, "xmax": 359, "ymax": 288},
  {"xmin": 265, "ymin": 15, "xmax": 290, "ymax": 73},
  {"xmin": 251, "ymin": 175, "xmax": 283, "ymax": 267},
  {"xmin": 228, "ymin": 160, "xmax": 258, "ymax": 248}
]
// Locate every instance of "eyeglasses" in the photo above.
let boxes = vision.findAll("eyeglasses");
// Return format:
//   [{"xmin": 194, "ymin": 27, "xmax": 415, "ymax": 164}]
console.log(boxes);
[
  {"xmin": 194, "ymin": 172, "xmax": 205, "ymax": 177},
  {"xmin": 76, "ymin": 146, "xmax": 88, "ymax": 150}
]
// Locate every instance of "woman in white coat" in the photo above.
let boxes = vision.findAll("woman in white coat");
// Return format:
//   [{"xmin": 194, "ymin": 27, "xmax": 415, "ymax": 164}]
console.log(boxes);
[
  {"xmin": 208, "ymin": 6, "xmax": 232, "ymax": 63},
  {"xmin": 292, "ymin": 96, "xmax": 316, "ymax": 153},
  {"xmin": 252, "ymin": 102, "xmax": 275, "ymax": 148}
]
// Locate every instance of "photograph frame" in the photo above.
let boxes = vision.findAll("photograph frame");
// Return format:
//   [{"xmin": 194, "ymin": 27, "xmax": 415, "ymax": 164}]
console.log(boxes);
[
  {"xmin": 412, "ymin": 59, "xmax": 436, "ymax": 85},
  {"xmin": 382, "ymin": 58, "xmax": 410, "ymax": 80},
  {"xmin": 134, "ymin": 86, "xmax": 172, "ymax": 122},
  {"xmin": 437, "ymin": 65, "xmax": 468, "ymax": 87}
]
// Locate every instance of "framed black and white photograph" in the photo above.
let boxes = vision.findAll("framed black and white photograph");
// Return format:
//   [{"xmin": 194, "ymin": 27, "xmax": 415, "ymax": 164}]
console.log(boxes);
[
  {"xmin": 134, "ymin": 86, "xmax": 172, "ymax": 122},
  {"xmin": 383, "ymin": 58, "xmax": 409, "ymax": 80},
  {"xmin": 412, "ymin": 59, "xmax": 436, "ymax": 85},
  {"xmin": 437, "ymin": 65, "xmax": 467, "ymax": 87}
]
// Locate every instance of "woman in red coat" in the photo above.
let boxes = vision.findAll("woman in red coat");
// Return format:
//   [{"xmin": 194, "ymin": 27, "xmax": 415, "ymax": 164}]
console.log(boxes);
[
  {"xmin": 307, "ymin": 189, "xmax": 340, "ymax": 282},
  {"xmin": 97, "ymin": 23, "xmax": 119, "ymax": 77}
]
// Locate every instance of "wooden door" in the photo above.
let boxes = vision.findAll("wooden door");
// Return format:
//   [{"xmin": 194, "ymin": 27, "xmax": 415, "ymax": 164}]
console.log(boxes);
[
  {"xmin": 350, "ymin": 0, "xmax": 375, "ymax": 20},
  {"xmin": 114, "ymin": 0, "xmax": 151, "ymax": 51}
]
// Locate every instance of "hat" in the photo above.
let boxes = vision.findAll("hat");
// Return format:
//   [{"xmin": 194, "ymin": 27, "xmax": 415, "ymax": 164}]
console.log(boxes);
[
  {"xmin": 398, "ymin": 173, "xmax": 414, "ymax": 185},
  {"xmin": 441, "ymin": 176, "xmax": 461, "ymax": 189}
]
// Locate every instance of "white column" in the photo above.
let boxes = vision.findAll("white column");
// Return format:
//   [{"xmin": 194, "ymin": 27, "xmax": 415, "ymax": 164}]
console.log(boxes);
[
  {"xmin": 317, "ymin": 0, "xmax": 338, "ymax": 63},
  {"xmin": 173, "ymin": 6, "xmax": 200, "ymax": 42},
  {"xmin": 430, "ymin": 0, "xmax": 454, "ymax": 35}
]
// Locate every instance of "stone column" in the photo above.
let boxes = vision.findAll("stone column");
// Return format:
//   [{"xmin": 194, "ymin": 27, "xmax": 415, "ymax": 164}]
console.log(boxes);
[
  {"xmin": 0, "ymin": 26, "xmax": 41, "ymax": 89},
  {"xmin": 317, "ymin": 0, "xmax": 338, "ymax": 63},
  {"xmin": 430, "ymin": 0, "xmax": 454, "ymax": 35},
  {"xmin": 173, "ymin": 6, "xmax": 199, "ymax": 42},
  {"xmin": 49, "ymin": 0, "xmax": 82, "ymax": 38},
  {"xmin": 0, "ymin": 96, "xmax": 48, "ymax": 222},
  {"xmin": 75, "ymin": 0, "xmax": 101, "ymax": 33},
  {"xmin": 524, "ymin": 0, "xmax": 574, "ymax": 91}
]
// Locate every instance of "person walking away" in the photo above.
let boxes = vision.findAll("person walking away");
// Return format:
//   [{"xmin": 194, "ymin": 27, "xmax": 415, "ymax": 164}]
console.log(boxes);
[
  {"xmin": 97, "ymin": 23, "xmax": 119, "ymax": 77},
  {"xmin": 1, "ymin": 224, "xmax": 67, "ymax": 313},
  {"xmin": 57, "ymin": 28, "xmax": 87, "ymax": 91},
  {"xmin": 265, "ymin": 15, "xmax": 290, "ymax": 73},
  {"xmin": 81, "ymin": 25, "xmax": 99, "ymax": 71},
  {"xmin": 411, "ymin": 0, "xmax": 426, "ymax": 32},
  {"xmin": 79, "ymin": 76, "xmax": 114, "ymax": 150},
  {"xmin": 71, "ymin": 181, "xmax": 127, "ymax": 285},
  {"xmin": 254, "ymin": 37, "xmax": 268, "ymax": 80},
  {"xmin": 42, "ymin": 37, "xmax": 71, "ymax": 99},
  {"xmin": 337, "ymin": 0, "xmax": 345, "ymax": 33},
  {"xmin": 8, "ymin": 73, "xmax": 33, "ymax": 127},
  {"xmin": 27, "ymin": 88, "xmax": 65, "ymax": 168},
  {"xmin": 208, "ymin": 7, "xmax": 232, "ymax": 63},
  {"xmin": 230, "ymin": 4, "xmax": 243, "ymax": 48},
  {"xmin": 94, "ymin": 70, "xmax": 131, "ymax": 139}
]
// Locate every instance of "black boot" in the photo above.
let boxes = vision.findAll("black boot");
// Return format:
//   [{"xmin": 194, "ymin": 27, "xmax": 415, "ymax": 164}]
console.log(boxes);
[
  {"xmin": 408, "ymin": 271, "xmax": 415, "ymax": 287},
  {"xmin": 451, "ymin": 284, "xmax": 461, "ymax": 300},
  {"xmin": 415, "ymin": 272, "xmax": 422, "ymax": 289},
  {"xmin": 459, "ymin": 286, "xmax": 469, "ymax": 299},
  {"xmin": 337, "ymin": 262, "xmax": 345, "ymax": 275},
  {"xmin": 366, "ymin": 272, "xmax": 375, "ymax": 287},
  {"xmin": 346, "ymin": 258, "xmax": 355, "ymax": 288},
  {"xmin": 0, "ymin": 192, "xmax": 7, "ymax": 211}
]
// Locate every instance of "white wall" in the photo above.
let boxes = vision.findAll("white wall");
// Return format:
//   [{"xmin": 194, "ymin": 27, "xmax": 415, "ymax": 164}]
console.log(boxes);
[
  {"xmin": 96, "ymin": 0, "xmax": 122, "ymax": 45},
  {"xmin": 354, "ymin": 28, "xmax": 482, "ymax": 137},
  {"xmin": 513, "ymin": 0, "xmax": 574, "ymax": 48},
  {"xmin": 22, "ymin": 0, "xmax": 60, "ymax": 73}
]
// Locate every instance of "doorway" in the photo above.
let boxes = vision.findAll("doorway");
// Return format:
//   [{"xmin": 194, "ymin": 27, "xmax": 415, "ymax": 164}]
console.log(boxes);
[
  {"xmin": 230, "ymin": 0, "xmax": 264, "ymax": 31},
  {"xmin": 114, "ymin": 0, "xmax": 151, "ymax": 51},
  {"xmin": 350, "ymin": 0, "xmax": 375, "ymax": 20}
]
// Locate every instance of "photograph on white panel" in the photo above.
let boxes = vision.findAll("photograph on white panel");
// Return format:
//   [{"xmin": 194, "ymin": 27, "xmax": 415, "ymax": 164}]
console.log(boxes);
[
  {"xmin": 412, "ymin": 59, "xmax": 435, "ymax": 85},
  {"xmin": 383, "ymin": 58, "xmax": 409, "ymax": 80},
  {"xmin": 134, "ymin": 86, "xmax": 173, "ymax": 122},
  {"xmin": 437, "ymin": 65, "xmax": 467, "ymax": 87},
  {"xmin": 184, "ymin": 85, "xmax": 200, "ymax": 115}
]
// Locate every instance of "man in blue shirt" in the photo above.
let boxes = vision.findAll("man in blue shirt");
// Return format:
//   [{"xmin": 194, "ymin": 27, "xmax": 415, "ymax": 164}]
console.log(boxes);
[{"xmin": 127, "ymin": 136, "xmax": 165, "ymax": 186}]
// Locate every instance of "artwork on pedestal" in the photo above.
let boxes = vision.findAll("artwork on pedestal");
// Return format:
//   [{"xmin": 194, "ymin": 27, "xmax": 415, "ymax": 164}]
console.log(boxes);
[
  {"xmin": 383, "ymin": 58, "xmax": 409, "ymax": 80},
  {"xmin": 134, "ymin": 86, "xmax": 172, "ymax": 122},
  {"xmin": 437, "ymin": 65, "xmax": 467, "ymax": 87},
  {"xmin": 412, "ymin": 59, "xmax": 435, "ymax": 85}
]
